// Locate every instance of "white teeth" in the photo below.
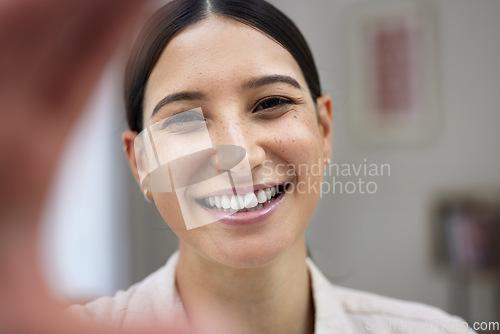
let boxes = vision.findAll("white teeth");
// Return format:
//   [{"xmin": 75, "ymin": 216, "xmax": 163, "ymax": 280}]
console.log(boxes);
[
  {"xmin": 230, "ymin": 196, "xmax": 238, "ymax": 210},
  {"xmin": 264, "ymin": 187, "xmax": 272, "ymax": 200},
  {"xmin": 244, "ymin": 192, "xmax": 258, "ymax": 208},
  {"xmin": 257, "ymin": 189, "xmax": 267, "ymax": 203},
  {"xmin": 204, "ymin": 186, "xmax": 282, "ymax": 211},
  {"xmin": 221, "ymin": 195, "xmax": 231, "ymax": 209},
  {"xmin": 214, "ymin": 196, "xmax": 222, "ymax": 208},
  {"xmin": 237, "ymin": 195, "xmax": 245, "ymax": 208},
  {"xmin": 231, "ymin": 195, "xmax": 244, "ymax": 210}
]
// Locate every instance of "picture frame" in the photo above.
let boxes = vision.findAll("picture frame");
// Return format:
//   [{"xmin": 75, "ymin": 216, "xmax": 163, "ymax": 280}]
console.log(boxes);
[{"xmin": 345, "ymin": 1, "xmax": 441, "ymax": 147}]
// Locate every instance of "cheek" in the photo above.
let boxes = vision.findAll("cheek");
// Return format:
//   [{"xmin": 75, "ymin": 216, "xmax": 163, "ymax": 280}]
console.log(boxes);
[
  {"xmin": 154, "ymin": 192, "xmax": 186, "ymax": 232},
  {"xmin": 268, "ymin": 111, "xmax": 324, "ymax": 204},
  {"xmin": 268, "ymin": 111, "xmax": 323, "ymax": 166}
]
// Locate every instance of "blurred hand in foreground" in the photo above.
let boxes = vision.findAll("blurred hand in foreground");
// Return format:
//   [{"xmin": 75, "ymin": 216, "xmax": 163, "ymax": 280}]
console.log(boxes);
[{"xmin": 0, "ymin": 0, "xmax": 184, "ymax": 333}]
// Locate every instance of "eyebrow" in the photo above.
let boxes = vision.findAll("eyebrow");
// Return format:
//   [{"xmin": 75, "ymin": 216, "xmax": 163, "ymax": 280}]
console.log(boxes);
[
  {"xmin": 245, "ymin": 74, "xmax": 303, "ymax": 90},
  {"xmin": 151, "ymin": 91, "xmax": 205, "ymax": 117},
  {"xmin": 150, "ymin": 75, "xmax": 303, "ymax": 117}
]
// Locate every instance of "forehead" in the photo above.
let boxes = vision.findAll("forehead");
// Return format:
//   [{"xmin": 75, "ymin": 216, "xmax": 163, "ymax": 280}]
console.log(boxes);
[{"xmin": 144, "ymin": 16, "xmax": 307, "ymax": 115}]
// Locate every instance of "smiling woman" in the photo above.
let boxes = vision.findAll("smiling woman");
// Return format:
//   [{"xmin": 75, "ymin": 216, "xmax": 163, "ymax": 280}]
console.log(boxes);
[{"xmin": 68, "ymin": 1, "xmax": 474, "ymax": 333}]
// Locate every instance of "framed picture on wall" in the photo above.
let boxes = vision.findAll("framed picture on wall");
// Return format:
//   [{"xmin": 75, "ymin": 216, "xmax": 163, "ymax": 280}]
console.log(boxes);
[
  {"xmin": 344, "ymin": 1, "xmax": 441, "ymax": 147},
  {"xmin": 432, "ymin": 190, "xmax": 500, "ymax": 278}
]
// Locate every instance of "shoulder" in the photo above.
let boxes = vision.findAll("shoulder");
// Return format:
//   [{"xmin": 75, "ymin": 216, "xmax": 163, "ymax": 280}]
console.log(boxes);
[
  {"xmin": 333, "ymin": 285, "xmax": 470, "ymax": 333},
  {"xmin": 307, "ymin": 258, "xmax": 474, "ymax": 334},
  {"xmin": 67, "ymin": 252, "xmax": 182, "ymax": 329}
]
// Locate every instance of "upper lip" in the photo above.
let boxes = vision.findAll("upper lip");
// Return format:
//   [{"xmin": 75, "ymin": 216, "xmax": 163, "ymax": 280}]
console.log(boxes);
[{"xmin": 193, "ymin": 183, "xmax": 284, "ymax": 200}]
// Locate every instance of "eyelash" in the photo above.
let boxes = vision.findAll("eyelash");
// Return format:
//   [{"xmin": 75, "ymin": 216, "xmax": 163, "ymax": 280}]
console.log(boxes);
[{"xmin": 253, "ymin": 96, "xmax": 294, "ymax": 113}]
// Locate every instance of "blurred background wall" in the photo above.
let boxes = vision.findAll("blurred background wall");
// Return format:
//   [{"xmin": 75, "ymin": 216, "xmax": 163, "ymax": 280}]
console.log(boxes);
[{"xmin": 40, "ymin": 0, "xmax": 499, "ymax": 329}]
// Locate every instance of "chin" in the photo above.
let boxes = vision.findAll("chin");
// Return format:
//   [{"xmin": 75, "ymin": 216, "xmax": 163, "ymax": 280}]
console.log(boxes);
[{"xmin": 208, "ymin": 230, "xmax": 299, "ymax": 269}]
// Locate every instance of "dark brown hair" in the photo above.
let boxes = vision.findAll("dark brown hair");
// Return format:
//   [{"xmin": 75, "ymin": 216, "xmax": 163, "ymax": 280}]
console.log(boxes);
[{"xmin": 125, "ymin": 0, "xmax": 321, "ymax": 132}]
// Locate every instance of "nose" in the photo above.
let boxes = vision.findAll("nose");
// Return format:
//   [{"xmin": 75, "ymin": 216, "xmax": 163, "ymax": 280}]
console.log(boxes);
[{"xmin": 209, "ymin": 113, "xmax": 266, "ymax": 171}]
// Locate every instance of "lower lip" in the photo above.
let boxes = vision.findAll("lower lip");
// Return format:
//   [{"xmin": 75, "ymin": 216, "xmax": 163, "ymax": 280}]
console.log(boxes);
[{"xmin": 199, "ymin": 191, "xmax": 286, "ymax": 226}]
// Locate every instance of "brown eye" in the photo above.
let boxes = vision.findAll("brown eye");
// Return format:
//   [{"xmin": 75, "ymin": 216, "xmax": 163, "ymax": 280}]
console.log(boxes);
[{"xmin": 254, "ymin": 97, "xmax": 293, "ymax": 112}]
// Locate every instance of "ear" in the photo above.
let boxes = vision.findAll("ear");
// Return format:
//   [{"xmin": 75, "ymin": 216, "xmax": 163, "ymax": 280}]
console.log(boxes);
[
  {"xmin": 316, "ymin": 94, "xmax": 333, "ymax": 161},
  {"xmin": 122, "ymin": 130, "xmax": 142, "ymax": 188}
]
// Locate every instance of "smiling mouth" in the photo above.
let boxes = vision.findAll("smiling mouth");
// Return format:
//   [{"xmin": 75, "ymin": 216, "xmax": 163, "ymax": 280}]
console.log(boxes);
[{"xmin": 196, "ymin": 185, "xmax": 287, "ymax": 213}]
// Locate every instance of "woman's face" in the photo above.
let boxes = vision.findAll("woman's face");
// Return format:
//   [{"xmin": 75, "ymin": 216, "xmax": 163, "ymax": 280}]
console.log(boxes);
[{"xmin": 125, "ymin": 16, "xmax": 332, "ymax": 268}]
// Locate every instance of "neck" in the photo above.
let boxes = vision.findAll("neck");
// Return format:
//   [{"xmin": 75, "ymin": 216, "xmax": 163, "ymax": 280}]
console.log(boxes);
[{"xmin": 176, "ymin": 236, "xmax": 314, "ymax": 334}]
